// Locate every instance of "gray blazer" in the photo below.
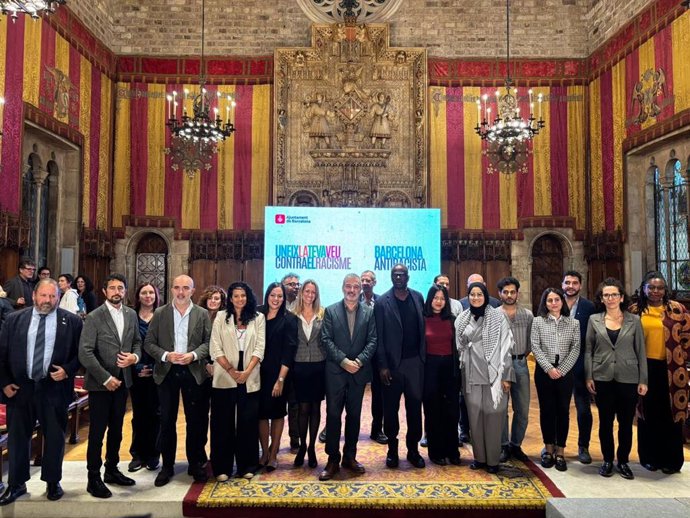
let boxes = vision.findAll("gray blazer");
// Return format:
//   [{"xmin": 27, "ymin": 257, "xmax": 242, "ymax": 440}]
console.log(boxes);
[
  {"xmin": 585, "ymin": 312, "xmax": 648, "ymax": 385},
  {"xmin": 321, "ymin": 301, "xmax": 377, "ymax": 386},
  {"xmin": 78, "ymin": 303, "xmax": 142, "ymax": 391},
  {"xmin": 144, "ymin": 303, "xmax": 212, "ymax": 385},
  {"xmin": 294, "ymin": 315, "xmax": 325, "ymax": 363}
]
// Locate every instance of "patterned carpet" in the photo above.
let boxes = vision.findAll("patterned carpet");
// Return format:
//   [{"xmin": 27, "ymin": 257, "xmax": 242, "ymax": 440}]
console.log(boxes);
[{"xmin": 183, "ymin": 435, "xmax": 562, "ymax": 517}]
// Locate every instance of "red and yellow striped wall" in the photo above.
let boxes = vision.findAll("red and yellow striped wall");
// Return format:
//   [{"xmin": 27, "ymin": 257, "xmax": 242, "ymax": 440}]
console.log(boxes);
[
  {"xmin": 429, "ymin": 85, "xmax": 587, "ymax": 230},
  {"xmin": 0, "ymin": 15, "xmax": 113, "ymax": 230},
  {"xmin": 588, "ymin": 10, "xmax": 690, "ymax": 233},
  {"xmin": 112, "ymin": 83, "xmax": 270, "ymax": 231}
]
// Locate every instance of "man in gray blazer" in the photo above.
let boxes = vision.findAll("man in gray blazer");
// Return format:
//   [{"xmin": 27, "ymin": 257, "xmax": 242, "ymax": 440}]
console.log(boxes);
[
  {"xmin": 79, "ymin": 273, "xmax": 141, "ymax": 498},
  {"xmin": 144, "ymin": 274, "xmax": 212, "ymax": 487},
  {"xmin": 319, "ymin": 273, "xmax": 377, "ymax": 481}
]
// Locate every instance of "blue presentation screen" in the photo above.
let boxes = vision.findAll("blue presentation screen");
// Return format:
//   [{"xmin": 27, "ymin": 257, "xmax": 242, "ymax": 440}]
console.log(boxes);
[{"xmin": 264, "ymin": 207, "xmax": 441, "ymax": 306}]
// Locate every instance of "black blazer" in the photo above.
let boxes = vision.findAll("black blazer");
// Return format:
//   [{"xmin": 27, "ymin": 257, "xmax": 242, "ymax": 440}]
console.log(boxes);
[
  {"xmin": 573, "ymin": 297, "xmax": 595, "ymax": 354},
  {"xmin": 321, "ymin": 301, "xmax": 377, "ymax": 385},
  {"xmin": 374, "ymin": 287, "xmax": 425, "ymax": 370},
  {"xmin": 0, "ymin": 307, "xmax": 82, "ymax": 406}
]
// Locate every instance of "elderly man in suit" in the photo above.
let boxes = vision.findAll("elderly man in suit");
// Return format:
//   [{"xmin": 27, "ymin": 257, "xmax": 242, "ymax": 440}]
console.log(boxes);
[
  {"xmin": 79, "ymin": 273, "xmax": 141, "ymax": 498},
  {"xmin": 145, "ymin": 274, "xmax": 212, "ymax": 487},
  {"xmin": 0, "ymin": 279, "xmax": 82, "ymax": 505},
  {"xmin": 319, "ymin": 273, "xmax": 377, "ymax": 481},
  {"xmin": 374, "ymin": 263, "xmax": 426, "ymax": 469}
]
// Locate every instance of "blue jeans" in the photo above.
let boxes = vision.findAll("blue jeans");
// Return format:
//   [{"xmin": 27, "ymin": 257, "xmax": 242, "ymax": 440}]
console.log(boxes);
[{"xmin": 501, "ymin": 357, "xmax": 530, "ymax": 447}]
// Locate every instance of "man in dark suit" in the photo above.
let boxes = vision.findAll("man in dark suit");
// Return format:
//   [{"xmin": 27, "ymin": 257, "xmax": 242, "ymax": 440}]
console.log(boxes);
[
  {"xmin": 3, "ymin": 258, "xmax": 36, "ymax": 309},
  {"xmin": 144, "ymin": 274, "xmax": 212, "ymax": 487},
  {"xmin": 562, "ymin": 270, "xmax": 595, "ymax": 464},
  {"xmin": 319, "ymin": 273, "xmax": 377, "ymax": 481},
  {"xmin": 0, "ymin": 279, "xmax": 82, "ymax": 505},
  {"xmin": 374, "ymin": 263, "xmax": 426, "ymax": 469},
  {"xmin": 79, "ymin": 273, "xmax": 141, "ymax": 498}
]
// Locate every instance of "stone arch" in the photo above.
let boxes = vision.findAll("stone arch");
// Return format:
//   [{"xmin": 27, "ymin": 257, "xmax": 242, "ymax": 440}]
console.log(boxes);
[
  {"xmin": 528, "ymin": 232, "xmax": 570, "ymax": 311},
  {"xmin": 289, "ymin": 190, "xmax": 320, "ymax": 207},
  {"xmin": 122, "ymin": 228, "xmax": 172, "ymax": 303},
  {"xmin": 527, "ymin": 230, "xmax": 574, "ymax": 261}
]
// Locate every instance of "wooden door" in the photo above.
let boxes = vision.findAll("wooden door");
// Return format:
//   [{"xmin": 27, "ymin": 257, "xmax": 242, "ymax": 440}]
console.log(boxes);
[{"xmin": 530, "ymin": 235, "xmax": 564, "ymax": 313}]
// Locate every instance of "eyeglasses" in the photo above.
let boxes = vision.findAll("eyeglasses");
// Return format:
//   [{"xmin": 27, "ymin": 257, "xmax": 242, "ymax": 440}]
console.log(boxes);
[
  {"xmin": 284, "ymin": 282, "xmax": 300, "ymax": 288},
  {"xmin": 601, "ymin": 293, "xmax": 621, "ymax": 299}
]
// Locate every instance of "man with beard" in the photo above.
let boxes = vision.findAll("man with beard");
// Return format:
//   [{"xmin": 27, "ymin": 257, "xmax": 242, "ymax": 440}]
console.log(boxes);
[
  {"xmin": 374, "ymin": 264, "xmax": 426, "ymax": 469},
  {"xmin": 360, "ymin": 270, "xmax": 387, "ymax": 444},
  {"xmin": 79, "ymin": 273, "xmax": 141, "ymax": 498},
  {"xmin": 145, "ymin": 274, "xmax": 212, "ymax": 486},
  {"xmin": 497, "ymin": 277, "xmax": 533, "ymax": 463},
  {"xmin": 3, "ymin": 258, "xmax": 36, "ymax": 309},
  {"xmin": 319, "ymin": 273, "xmax": 377, "ymax": 480},
  {"xmin": 281, "ymin": 273, "xmax": 302, "ymax": 451},
  {"xmin": 562, "ymin": 270, "xmax": 595, "ymax": 464},
  {"xmin": 0, "ymin": 279, "xmax": 82, "ymax": 505}
]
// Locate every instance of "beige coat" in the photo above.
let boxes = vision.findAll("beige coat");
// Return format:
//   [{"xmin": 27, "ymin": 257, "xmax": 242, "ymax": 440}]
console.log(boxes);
[{"xmin": 210, "ymin": 310, "xmax": 265, "ymax": 392}]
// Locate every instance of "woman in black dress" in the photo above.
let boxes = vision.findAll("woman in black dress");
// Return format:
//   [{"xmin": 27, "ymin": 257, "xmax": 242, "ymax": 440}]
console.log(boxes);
[
  {"xmin": 291, "ymin": 280, "xmax": 326, "ymax": 469},
  {"xmin": 257, "ymin": 282, "xmax": 298, "ymax": 471}
]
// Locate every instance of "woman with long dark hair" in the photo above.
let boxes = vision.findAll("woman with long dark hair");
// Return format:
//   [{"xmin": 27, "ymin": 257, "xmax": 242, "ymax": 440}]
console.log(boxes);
[
  {"xmin": 128, "ymin": 283, "xmax": 161, "ymax": 472},
  {"xmin": 531, "ymin": 287, "xmax": 580, "ymax": 472},
  {"xmin": 629, "ymin": 271, "xmax": 690, "ymax": 474},
  {"xmin": 209, "ymin": 281, "xmax": 265, "ymax": 480},
  {"xmin": 291, "ymin": 280, "xmax": 326, "ymax": 469},
  {"xmin": 423, "ymin": 284, "xmax": 460, "ymax": 466},
  {"xmin": 257, "ymin": 282, "xmax": 298, "ymax": 471},
  {"xmin": 585, "ymin": 277, "xmax": 647, "ymax": 479},
  {"xmin": 455, "ymin": 282, "xmax": 513, "ymax": 473},
  {"xmin": 73, "ymin": 274, "xmax": 97, "ymax": 314},
  {"xmin": 199, "ymin": 285, "xmax": 228, "ymax": 378}
]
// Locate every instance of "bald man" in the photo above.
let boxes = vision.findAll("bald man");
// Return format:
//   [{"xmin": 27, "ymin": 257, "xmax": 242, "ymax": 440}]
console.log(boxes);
[
  {"xmin": 144, "ymin": 275, "xmax": 212, "ymax": 487},
  {"xmin": 459, "ymin": 274, "xmax": 501, "ymax": 310}
]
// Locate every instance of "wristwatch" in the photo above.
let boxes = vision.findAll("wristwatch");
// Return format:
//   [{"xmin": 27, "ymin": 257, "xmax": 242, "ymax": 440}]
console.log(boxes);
[{"xmin": 278, "ymin": 376, "xmax": 285, "ymax": 382}]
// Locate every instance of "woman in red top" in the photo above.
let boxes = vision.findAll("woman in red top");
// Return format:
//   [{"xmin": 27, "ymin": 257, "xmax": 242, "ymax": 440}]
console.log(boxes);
[{"xmin": 422, "ymin": 284, "xmax": 461, "ymax": 465}]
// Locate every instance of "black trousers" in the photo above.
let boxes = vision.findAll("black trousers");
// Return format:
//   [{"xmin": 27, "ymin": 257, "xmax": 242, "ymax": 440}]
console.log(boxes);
[
  {"xmin": 157, "ymin": 365, "xmax": 210, "ymax": 470},
  {"xmin": 370, "ymin": 361, "xmax": 384, "ymax": 436},
  {"xmin": 572, "ymin": 354, "xmax": 593, "ymax": 448},
  {"xmin": 7, "ymin": 382, "xmax": 68, "ymax": 485},
  {"xmin": 594, "ymin": 380, "xmax": 638, "ymax": 463},
  {"xmin": 129, "ymin": 374, "xmax": 160, "ymax": 463},
  {"xmin": 534, "ymin": 367, "xmax": 574, "ymax": 448},
  {"xmin": 325, "ymin": 374, "xmax": 366, "ymax": 461},
  {"xmin": 638, "ymin": 359, "xmax": 685, "ymax": 472},
  {"xmin": 210, "ymin": 386, "xmax": 259, "ymax": 476},
  {"xmin": 423, "ymin": 355, "xmax": 460, "ymax": 460},
  {"xmin": 87, "ymin": 384, "xmax": 129, "ymax": 473},
  {"xmin": 382, "ymin": 356, "xmax": 424, "ymax": 454}
]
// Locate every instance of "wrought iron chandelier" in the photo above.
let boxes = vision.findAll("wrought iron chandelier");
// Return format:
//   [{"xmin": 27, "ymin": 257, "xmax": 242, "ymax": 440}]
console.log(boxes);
[
  {"xmin": 166, "ymin": 0, "xmax": 235, "ymax": 146},
  {"xmin": 475, "ymin": 0, "xmax": 545, "ymax": 146},
  {"xmin": 0, "ymin": 0, "xmax": 65, "ymax": 21}
]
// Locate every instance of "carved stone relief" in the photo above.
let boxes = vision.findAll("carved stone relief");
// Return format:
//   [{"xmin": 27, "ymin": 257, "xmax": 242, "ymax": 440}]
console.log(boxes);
[{"xmin": 274, "ymin": 23, "xmax": 427, "ymax": 207}]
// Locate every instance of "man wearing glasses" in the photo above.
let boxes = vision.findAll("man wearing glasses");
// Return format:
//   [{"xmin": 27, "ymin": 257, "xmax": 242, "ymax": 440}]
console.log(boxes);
[
  {"xmin": 282, "ymin": 273, "xmax": 301, "ymax": 313},
  {"xmin": 4, "ymin": 258, "xmax": 37, "ymax": 309}
]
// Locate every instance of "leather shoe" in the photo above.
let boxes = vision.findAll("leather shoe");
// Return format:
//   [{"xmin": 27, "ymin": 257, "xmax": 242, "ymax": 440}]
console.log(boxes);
[
  {"xmin": 318, "ymin": 459, "xmax": 340, "ymax": 481},
  {"xmin": 554, "ymin": 455, "xmax": 567, "ymax": 472},
  {"xmin": 128, "ymin": 458, "xmax": 143, "ymax": 472},
  {"xmin": 510, "ymin": 445, "xmax": 529, "ymax": 462},
  {"xmin": 599, "ymin": 461, "xmax": 614, "ymax": 477},
  {"xmin": 385, "ymin": 452, "xmax": 399, "ymax": 469},
  {"xmin": 643, "ymin": 463, "xmax": 658, "ymax": 472},
  {"xmin": 87, "ymin": 476, "xmax": 112, "ymax": 499},
  {"xmin": 0, "ymin": 484, "xmax": 27, "ymax": 506},
  {"xmin": 370, "ymin": 432, "xmax": 388, "ymax": 445},
  {"xmin": 146, "ymin": 458, "xmax": 160, "ymax": 471},
  {"xmin": 616, "ymin": 462, "xmax": 634, "ymax": 480},
  {"xmin": 499, "ymin": 445, "xmax": 510, "ymax": 463},
  {"xmin": 190, "ymin": 464, "xmax": 209, "ymax": 483},
  {"xmin": 47, "ymin": 482, "xmax": 64, "ymax": 501},
  {"xmin": 430, "ymin": 457, "xmax": 448, "ymax": 466},
  {"xmin": 407, "ymin": 452, "xmax": 426, "ymax": 469},
  {"xmin": 469, "ymin": 460, "xmax": 486, "ymax": 470},
  {"xmin": 154, "ymin": 468, "xmax": 174, "ymax": 487},
  {"xmin": 486, "ymin": 465, "xmax": 499, "ymax": 474},
  {"xmin": 104, "ymin": 468, "xmax": 136, "ymax": 486},
  {"xmin": 578, "ymin": 446, "xmax": 592, "ymax": 464},
  {"xmin": 341, "ymin": 458, "xmax": 366, "ymax": 474},
  {"xmin": 448, "ymin": 456, "xmax": 462, "ymax": 466},
  {"xmin": 661, "ymin": 467, "xmax": 679, "ymax": 475}
]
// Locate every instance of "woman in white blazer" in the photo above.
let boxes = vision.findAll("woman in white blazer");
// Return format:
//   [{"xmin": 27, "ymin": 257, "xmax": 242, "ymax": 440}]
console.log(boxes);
[{"xmin": 209, "ymin": 281, "xmax": 265, "ymax": 481}]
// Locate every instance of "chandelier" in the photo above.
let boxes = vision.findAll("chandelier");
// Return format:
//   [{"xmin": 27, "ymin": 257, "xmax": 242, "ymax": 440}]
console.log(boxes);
[
  {"xmin": 1, "ymin": 0, "xmax": 65, "ymax": 21},
  {"xmin": 166, "ymin": 0, "xmax": 235, "ymax": 146},
  {"xmin": 475, "ymin": 0, "xmax": 545, "ymax": 148}
]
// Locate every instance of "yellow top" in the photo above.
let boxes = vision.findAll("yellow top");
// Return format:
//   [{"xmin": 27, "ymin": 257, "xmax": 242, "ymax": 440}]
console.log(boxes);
[{"xmin": 640, "ymin": 305, "xmax": 666, "ymax": 360}]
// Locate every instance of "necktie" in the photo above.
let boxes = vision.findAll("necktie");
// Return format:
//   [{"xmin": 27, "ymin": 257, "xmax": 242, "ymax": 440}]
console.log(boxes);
[{"xmin": 32, "ymin": 314, "xmax": 47, "ymax": 381}]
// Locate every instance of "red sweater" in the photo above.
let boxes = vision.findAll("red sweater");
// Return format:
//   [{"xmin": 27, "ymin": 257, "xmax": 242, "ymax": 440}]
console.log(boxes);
[{"xmin": 425, "ymin": 314, "xmax": 453, "ymax": 356}]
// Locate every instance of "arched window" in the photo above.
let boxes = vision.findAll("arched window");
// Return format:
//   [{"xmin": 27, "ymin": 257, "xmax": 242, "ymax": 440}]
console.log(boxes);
[{"xmin": 654, "ymin": 158, "xmax": 690, "ymax": 296}]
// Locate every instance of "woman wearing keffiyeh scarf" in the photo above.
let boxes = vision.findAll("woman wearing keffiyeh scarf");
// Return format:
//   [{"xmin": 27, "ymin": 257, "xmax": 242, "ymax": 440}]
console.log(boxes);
[{"xmin": 455, "ymin": 282, "xmax": 514, "ymax": 473}]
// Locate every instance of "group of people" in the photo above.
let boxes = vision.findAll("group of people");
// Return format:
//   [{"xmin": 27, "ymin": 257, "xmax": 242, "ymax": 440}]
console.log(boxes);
[{"xmin": 0, "ymin": 261, "xmax": 687, "ymax": 506}]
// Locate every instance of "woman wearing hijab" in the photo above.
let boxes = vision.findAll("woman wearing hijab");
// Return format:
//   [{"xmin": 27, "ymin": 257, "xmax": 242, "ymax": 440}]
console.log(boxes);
[
  {"xmin": 531, "ymin": 287, "xmax": 580, "ymax": 472},
  {"xmin": 629, "ymin": 271, "xmax": 690, "ymax": 474},
  {"xmin": 455, "ymin": 282, "xmax": 514, "ymax": 473}
]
